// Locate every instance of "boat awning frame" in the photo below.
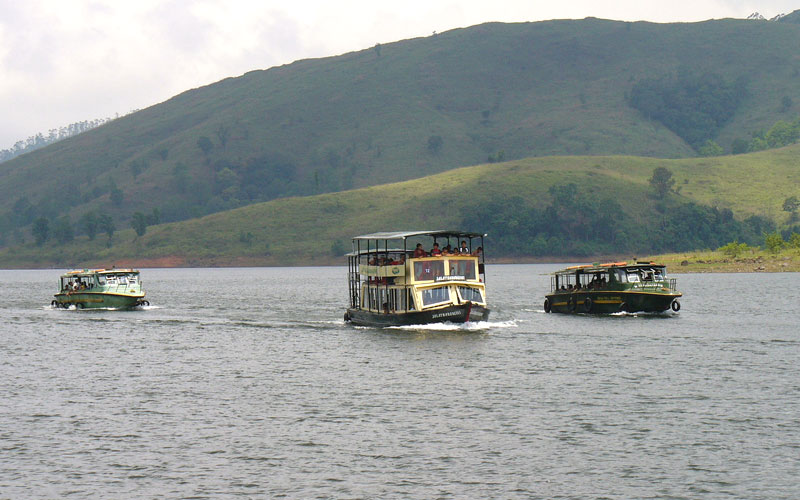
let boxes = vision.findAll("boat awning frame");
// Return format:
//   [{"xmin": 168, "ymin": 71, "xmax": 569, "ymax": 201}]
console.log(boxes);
[
  {"xmin": 551, "ymin": 262, "xmax": 665, "ymax": 275},
  {"xmin": 351, "ymin": 230, "xmax": 486, "ymax": 241}
]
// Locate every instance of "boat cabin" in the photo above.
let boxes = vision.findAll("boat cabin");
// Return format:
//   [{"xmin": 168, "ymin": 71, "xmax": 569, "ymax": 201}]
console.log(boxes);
[
  {"xmin": 544, "ymin": 260, "xmax": 682, "ymax": 314},
  {"xmin": 345, "ymin": 231, "xmax": 489, "ymax": 325},
  {"xmin": 60, "ymin": 269, "xmax": 141, "ymax": 292},
  {"xmin": 549, "ymin": 261, "xmax": 677, "ymax": 293}
]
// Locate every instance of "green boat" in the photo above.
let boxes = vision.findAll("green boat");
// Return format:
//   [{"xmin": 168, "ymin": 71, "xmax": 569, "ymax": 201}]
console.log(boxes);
[
  {"xmin": 52, "ymin": 268, "xmax": 149, "ymax": 310},
  {"xmin": 544, "ymin": 261, "xmax": 682, "ymax": 314}
]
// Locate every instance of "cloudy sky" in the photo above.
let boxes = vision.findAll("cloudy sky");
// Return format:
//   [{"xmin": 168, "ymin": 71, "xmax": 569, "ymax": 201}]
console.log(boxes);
[{"xmin": 1, "ymin": 0, "xmax": 797, "ymax": 150}]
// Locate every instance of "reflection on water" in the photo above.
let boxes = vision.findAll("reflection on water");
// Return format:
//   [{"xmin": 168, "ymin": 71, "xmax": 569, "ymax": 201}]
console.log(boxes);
[{"xmin": 1, "ymin": 265, "xmax": 799, "ymax": 498}]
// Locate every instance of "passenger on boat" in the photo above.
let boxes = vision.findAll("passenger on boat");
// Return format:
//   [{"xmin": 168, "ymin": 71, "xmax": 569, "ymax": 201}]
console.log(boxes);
[
  {"xmin": 472, "ymin": 246, "xmax": 483, "ymax": 257},
  {"xmin": 430, "ymin": 243, "xmax": 442, "ymax": 256},
  {"xmin": 459, "ymin": 240, "xmax": 470, "ymax": 254},
  {"xmin": 413, "ymin": 243, "xmax": 427, "ymax": 258}
]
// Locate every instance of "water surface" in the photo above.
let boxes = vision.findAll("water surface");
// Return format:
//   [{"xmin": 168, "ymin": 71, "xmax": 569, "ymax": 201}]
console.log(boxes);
[{"xmin": 1, "ymin": 265, "xmax": 798, "ymax": 498}]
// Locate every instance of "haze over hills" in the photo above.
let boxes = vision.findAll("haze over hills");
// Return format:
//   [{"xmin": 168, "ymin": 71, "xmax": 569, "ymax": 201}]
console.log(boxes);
[{"xmin": 1, "ymin": 13, "xmax": 800, "ymax": 262}]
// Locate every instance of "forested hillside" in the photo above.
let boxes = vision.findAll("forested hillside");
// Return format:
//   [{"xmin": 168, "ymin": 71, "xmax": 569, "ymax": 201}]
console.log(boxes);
[
  {"xmin": 1, "ymin": 13, "xmax": 799, "ymax": 254},
  {"xmin": 3, "ymin": 143, "xmax": 798, "ymax": 268}
]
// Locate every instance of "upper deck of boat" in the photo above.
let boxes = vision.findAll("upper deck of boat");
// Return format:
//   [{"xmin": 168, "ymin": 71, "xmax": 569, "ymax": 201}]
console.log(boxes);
[
  {"xmin": 551, "ymin": 261, "xmax": 666, "ymax": 275},
  {"xmin": 60, "ymin": 268, "xmax": 140, "ymax": 278}
]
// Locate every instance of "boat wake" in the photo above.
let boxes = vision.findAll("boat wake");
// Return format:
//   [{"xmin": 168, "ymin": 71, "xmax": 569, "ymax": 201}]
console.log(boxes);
[
  {"xmin": 386, "ymin": 320, "xmax": 517, "ymax": 331},
  {"xmin": 609, "ymin": 310, "xmax": 677, "ymax": 317},
  {"xmin": 48, "ymin": 304, "xmax": 158, "ymax": 311}
]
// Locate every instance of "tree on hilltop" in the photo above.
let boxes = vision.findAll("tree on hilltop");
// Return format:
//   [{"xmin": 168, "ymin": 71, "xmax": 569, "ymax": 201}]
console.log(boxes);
[
  {"xmin": 783, "ymin": 196, "xmax": 799, "ymax": 222},
  {"xmin": 197, "ymin": 136, "xmax": 214, "ymax": 156},
  {"xmin": 32, "ymin": 217, "xmax": 50, "ymax": 246},
  {"xmin": 98, "ymin": 214, "xmax": 116, "ymax": 245},
  {"xmin": 649, "ymin": 167, "xmax": 675, "ymax": 199},
  {"xmin": 131, "ymin": 212, "xmax": 148, "ymax": 237}
]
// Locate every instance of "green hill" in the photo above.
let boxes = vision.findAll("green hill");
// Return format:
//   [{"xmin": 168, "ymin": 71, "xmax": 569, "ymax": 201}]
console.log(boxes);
[
  {"xmin": 3, "ymin": 143, "xmax": 798, "ymax": 268},
  {"xmin": 2, "ymin": 14, "xmax": 800, "ymax": 251}
]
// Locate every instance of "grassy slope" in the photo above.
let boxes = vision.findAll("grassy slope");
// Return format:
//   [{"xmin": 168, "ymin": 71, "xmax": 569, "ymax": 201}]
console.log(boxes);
[
  {"xmin": 4, "ymin": 143, "xmax": 799, "ymax": 268},
  {"xmin": 644, "ymin": 248, "xmax": 800, "ymax": 273},
  {"xmin": 1, "ymin": 17, "xmax": 800, "ymax": 232}
]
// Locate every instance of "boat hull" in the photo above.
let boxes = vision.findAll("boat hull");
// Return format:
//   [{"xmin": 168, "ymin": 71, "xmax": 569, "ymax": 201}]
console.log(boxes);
[
  {"xmin": 545, "ymin": 290, "xmax": 681, "ymax": 314},
  {"xmin": 346, "ymin": 303, "xmax": 490, "ymax": 327},
  {"xmin": 54, "ymin": 291, "xmax": 146, "ymax": 310}
]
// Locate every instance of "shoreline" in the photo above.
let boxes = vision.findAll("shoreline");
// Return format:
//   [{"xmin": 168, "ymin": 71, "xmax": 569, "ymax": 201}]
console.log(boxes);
[
  {"xmin": 641, "ymin": 251, "xmax": 800, "ymax": 273},
  {"xmin": 2, "ymin": 251, "xmax": 800, "ymax": 272}
]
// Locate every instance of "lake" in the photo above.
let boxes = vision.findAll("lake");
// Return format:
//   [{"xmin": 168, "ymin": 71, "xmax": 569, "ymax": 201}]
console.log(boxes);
[{"xmin": 1, "ymin": 265, "xmax": 798, "ymax": 498}]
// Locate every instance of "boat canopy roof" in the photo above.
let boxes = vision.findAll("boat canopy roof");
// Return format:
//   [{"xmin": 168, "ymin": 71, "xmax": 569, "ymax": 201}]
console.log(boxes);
[
  {"xmin": 60, "ymin": 268, "xmax": 140, "ymax": 277},
  {"xmin": 551, "ymin": 261, "xmax": 665, "ymax": 275},
  {"xmin": 352, "ymin": 230, "xmax": 486, "ymax": 241}
]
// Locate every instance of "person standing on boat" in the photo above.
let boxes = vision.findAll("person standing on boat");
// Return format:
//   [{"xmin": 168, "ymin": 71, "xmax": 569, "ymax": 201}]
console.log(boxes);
[
  {"xmin": 413, "ymin": 243, "xmax": 426, "ymax": 258},
  {"xmin": 458, "ymin": 240, "xmax": 470, "ymax": 254},
  {"xmin": 430, "ymin": 242, "xmax": 442, "ymax": 256}
]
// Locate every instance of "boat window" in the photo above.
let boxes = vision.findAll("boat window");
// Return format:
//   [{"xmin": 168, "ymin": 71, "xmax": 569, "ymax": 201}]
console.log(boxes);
[
  {"xmin": 458, "ymin": 286, "xmax": 483, "ymax": 304},
  {"xmin": 626, "ymin": 271, "xmax": 640, "ymax": 283},
  {"xmin": 407, "ymin": 289, "xmax": 416, "ymax": 311},
  {"xmin": 362, "ymin": 286, "xmax": 415, "ymax": 312},
  {"xmin": 414, "ymin": 260, "xmax": 445, "ymax": 281},
  {"xmin": 384, "ymin": 288, "xmax": 407, "ymax": 312},
  {"xmin": 365, "ymin": 287, "xmax": 383, "ymax": 310},
  {"xmin": 97, "ymin": 275, "xmax": 107, "ymax": 285},
  {"xmin": 421, "ymin": 286, "xmax": 450, "ymax": 306},
  {"xmin": 449, "ymin": 259, "xmax": 476, "ymax": 280}
]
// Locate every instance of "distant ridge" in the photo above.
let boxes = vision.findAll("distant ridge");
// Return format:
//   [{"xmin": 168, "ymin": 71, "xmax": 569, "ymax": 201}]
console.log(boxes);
[{"xmin": 1, "ymin": 13, "xmax": 800, "ymax": 257}]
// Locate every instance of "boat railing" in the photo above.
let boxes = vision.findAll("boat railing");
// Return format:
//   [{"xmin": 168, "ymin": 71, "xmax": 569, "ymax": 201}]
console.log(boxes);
[
  {"xmin": 101, "ymin": 282, "xmax": 138, "ymax": 293},
  {"xmin": 549, "ymin": 279, "xmax": 678, "ymax": 293},
  {"xmin": 359, "ymin": 264, "xmax": 406, "ymax": 278},
  {"xmin": 634, "ymin": 279, "xmax": 677, "ymax": 291}
]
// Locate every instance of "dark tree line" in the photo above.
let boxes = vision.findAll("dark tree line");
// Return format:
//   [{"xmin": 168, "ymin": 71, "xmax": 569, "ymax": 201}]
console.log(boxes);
[
  {"xmin": 30, "ymin": 212, "xmax": 117, "ymax": 246},
  {"xmin": 461, "ymin": 183, "xmax": 773, "ymax": 257},
  {"xmin": 461, "ymin": 185, "xmax": 627, "ymax": 257},
  {"xmin": 628, "ymin": 72, "xmax": 748, "ymax": 150},
  {"xmin": 731, "ymin": 116, "xmax": 800, "ymax": 154},
  {"xmin": 0, "ymin": 117, "xmax": 121, "ymax": 164}
]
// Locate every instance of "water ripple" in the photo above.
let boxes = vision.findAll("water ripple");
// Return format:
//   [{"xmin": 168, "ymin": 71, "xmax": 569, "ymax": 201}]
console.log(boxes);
[{"xmin": 1, "ymin": 266, "xmax": 799, "ymax": 498}]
